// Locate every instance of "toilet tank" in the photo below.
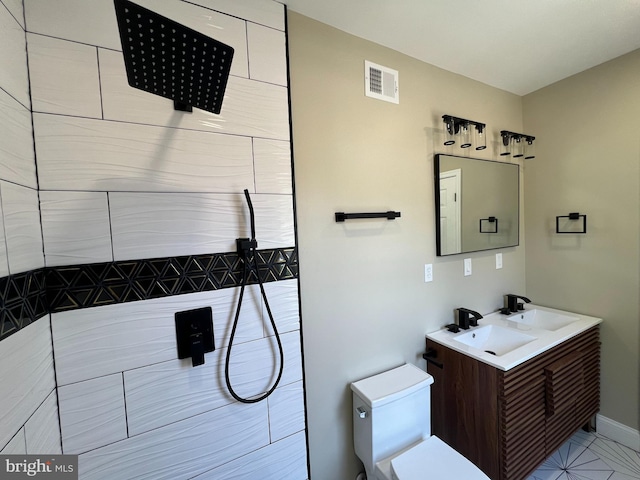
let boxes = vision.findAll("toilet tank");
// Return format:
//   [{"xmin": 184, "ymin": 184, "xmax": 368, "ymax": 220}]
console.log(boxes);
[{"xmin": 351, "ymin": 364, "xmax": 433, "ymax": 468}]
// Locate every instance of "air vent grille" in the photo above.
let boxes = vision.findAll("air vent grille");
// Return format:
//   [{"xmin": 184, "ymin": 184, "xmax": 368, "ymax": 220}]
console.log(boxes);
[
  {"xmin": 369, "ymin": 67, "xmax": 382, "ymax": 94},
  {"xmin": 364, "ymin": 60, "xmax": 399, "ymax": 104}
]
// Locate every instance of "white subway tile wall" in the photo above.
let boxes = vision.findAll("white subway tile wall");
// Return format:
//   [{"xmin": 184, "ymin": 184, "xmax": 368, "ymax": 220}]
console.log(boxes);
[
  {"xmin": 27, "ymin": 34, "xmax": 102, "ymax": 118},
  {"xmin": 0, "ymin": 2, "xmax": 29, "ymax": 108},
  {"xmin": 34, "ymin": 113, "xmax": 256, "ymax": 193},
  {"xmin": 133, "ymin": 0, "xmax": 250, "ymax": 79},
  {"xmin": 40, "ymin": 191, "xmax": 113, "ymax": 267},
  {"xmin": 193, "ymin": 430, "xmax": 307, "ymax": 480},
  {"xmin": 0, "ymin": 318, "xmax": 56, "ymax": 450},
  {"xmin": 254, "ymin": 137, "xmax": 294, "ymax": 194},
  {"xmin": 1, "ymin": 0, "xmax": 25, "ymax": 29},
  {"xmin": 0, "ymin": 0, "xmax": 59, "ymax": 457},
  {"xmin": 0, "ymin": 88, "xmax": 37, "ymax": 189},
  {"xmin": 1, "ymin": 181, "xmax": 44, "ymax": 274},
  {"xmin": 186, "ymin": 0, "xmax": 285, "ymax": 31},
  {"xmin": 0, "ymin": 188, "xmax": 8, "ymax": 278},
  {"xmin": 11, "ymin": 0, "xmax": 306, "ymax": 477},
  {"xmin": 247, "ymin": 22, "xmax": 288, "ymax": 86},
  {"xmin": 108, "ymin": 192, "xmax": 294, "ymax": 261},
  {"xmin": 52, "ymin": 287, "xmax": 262, "ymax": 386},
  {"xmin": 262, "ymin": 278, "xmax": 301, "ymax": 335},
  {"xmin": 99, "ymin": 54, "xmax": 291, "ymax": 140},
  {"xmin": 57, "ymin": 374, "xmax": 128, "ymax": 454},
  {"xmin": 51, "ymin": 282, "xmax": 305, "ymax": 477},
  {"xmin": 124, "ymin": 330, "xmax": 302, "ymax": 436},
  {"xmin": 124, "ymin": 351, "xmax": 232, "ymax": 437},
  {"xmin": 0, "ymin": 428, "xmax": 26, "ymax": 454},
  {"xmin": 24, "ymin": 0, "xmax": 122, "ymax": 50},
  {"xmin": 268, "ymin": 380, "xmax": 306, "ymax": 442},
  {"xmin": 24, "ymin": 390, "xmax": 62, "ymax": 454},
  {"xmin": 80, "ymin": 402, "xmax": 270, "ymax": 480}
]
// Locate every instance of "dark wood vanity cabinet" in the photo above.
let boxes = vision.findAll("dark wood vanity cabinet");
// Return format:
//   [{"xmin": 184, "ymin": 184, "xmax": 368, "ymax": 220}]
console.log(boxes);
[{"xmin": 425, "ymin": 326, "xmax": 600, "ymax": 480}]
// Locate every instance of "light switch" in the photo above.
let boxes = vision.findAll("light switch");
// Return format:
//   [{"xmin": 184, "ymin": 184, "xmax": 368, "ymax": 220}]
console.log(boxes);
[
  {"xmin": 496, "ymin": 253, "xmax": 503, "ymax": 269},
  {"xmin": 425, "ymin": 264, "xmax": 433, "ymax": 282},
  {"xmin": 464, "ymin": 258, "xmax": 472, "ymax": 276}
]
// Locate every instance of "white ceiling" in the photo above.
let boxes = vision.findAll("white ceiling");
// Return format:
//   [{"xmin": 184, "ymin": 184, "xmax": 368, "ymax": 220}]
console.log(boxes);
[{"xmin": 281, "ymin": 0, "xmax": 640, "ymax": 95}]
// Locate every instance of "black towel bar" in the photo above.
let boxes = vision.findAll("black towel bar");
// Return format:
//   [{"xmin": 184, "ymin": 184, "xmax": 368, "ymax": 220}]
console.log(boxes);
[{"xmin": 335, "ymin": 211, "xmax": 401, "ymax": 222}]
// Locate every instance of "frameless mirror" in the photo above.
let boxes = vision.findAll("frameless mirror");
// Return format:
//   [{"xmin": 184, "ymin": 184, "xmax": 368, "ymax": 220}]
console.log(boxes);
[{"xmin": 435, "ymin": 154, "xmax": 519, "ymax": 256}]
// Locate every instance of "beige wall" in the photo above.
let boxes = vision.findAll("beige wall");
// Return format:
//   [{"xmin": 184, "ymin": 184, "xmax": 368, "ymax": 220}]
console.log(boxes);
[
  {"xmin": 288, "ymin": 13, "xmax": 526, "ymax": 480},
  {"xmin": 523, "ymin": 51, "xmax": 640, "ymax": 431}
]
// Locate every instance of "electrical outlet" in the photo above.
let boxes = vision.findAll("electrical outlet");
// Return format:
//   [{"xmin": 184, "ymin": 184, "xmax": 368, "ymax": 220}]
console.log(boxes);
[
  {"xmin": 496, "ymin": 253, "xmax": 503, "ymax": 269},
  {"xmin": 464, "ymin": 258, "xmax": 472, "ymax": 276},
  {"xmin": 425, "ymin": 264, "xmax": 433, "ymax": 282}
]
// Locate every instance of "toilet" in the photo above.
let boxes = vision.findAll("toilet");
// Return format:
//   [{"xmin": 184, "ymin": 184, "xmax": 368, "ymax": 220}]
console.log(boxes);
[{"xmin": 351, "ymin": 363, "xmax": 490, "ymax": 480}]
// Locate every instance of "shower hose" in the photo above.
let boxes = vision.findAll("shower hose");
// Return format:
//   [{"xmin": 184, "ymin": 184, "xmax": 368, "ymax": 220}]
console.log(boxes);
[{"xmin": 224, "ymin": 189, "xmax": 284, "ymax": 403}]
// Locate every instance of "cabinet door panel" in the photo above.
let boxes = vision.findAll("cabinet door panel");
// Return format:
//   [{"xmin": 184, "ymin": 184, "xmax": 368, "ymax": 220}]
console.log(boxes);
[
  {"xmin": 426, "ymin": 340, "xmax": 500, "ymax": 479},
  {"xmin": 545, "ymin": 350, "xmax": 584, "ymax": 415}
]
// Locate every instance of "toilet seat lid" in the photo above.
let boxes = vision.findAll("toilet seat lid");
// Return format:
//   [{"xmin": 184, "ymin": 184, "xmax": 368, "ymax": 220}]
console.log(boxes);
[{"xmin": 390, "ymin": 436, "xmax": 490, "ymax": 480}]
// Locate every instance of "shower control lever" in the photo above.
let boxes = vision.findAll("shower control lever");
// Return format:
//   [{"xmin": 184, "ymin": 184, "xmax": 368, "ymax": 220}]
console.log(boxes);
[{"xmin": 189, "ymin": 331, "xmax": 205, "ymax": 367}]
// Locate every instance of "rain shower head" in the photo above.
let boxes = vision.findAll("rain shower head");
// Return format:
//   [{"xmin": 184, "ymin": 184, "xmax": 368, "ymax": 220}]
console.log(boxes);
[{"xmin": 113, "ymin": 0, "xmax": 234, "ymax": 114}]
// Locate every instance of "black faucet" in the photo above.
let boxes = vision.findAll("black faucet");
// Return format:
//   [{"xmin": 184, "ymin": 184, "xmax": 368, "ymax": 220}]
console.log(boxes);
[
  {"xmin": 455, "ymin": 308, "xmax": 483, "ymax": 330},
  {"xmin": 504, "ymin": 294, "xmax": 531, "ymax": 313}
]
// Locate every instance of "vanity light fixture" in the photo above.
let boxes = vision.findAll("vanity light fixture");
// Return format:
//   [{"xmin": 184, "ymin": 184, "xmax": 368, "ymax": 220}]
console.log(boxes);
[
  {"xmin": 499, "ymin": 131, "xmax": 511, "ymax": 156},
  {"xmin": 513, "ymin": 136, "xmax": 524, "ymax": 158},
  {"xmin": 524, "ymin": 137, "xmax": 536, "ymax": 159},
  {"xmin": 459, "ymin": 123, "xmax": 472, "ymax": 148},
  {"xmin": 443, "ymin": 116, "xmax": 456, "ymax": 145},
  {"xmin": 442, "ymin": 115, "xmax": 486, "ymax": 150},
  {"xmin": 500, "ymin": 131, "xmax": 536, "ymax": 159},
  {"xmin": 474, "ymin": 124, "xmax": 487, "ymax": 150}
]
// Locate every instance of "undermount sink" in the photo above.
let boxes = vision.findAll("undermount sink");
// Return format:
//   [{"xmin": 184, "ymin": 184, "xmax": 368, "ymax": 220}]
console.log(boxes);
[
  {"xmin": 452, "ymin": 325, "xmax": 536, "ymax": 356},
  {"xmin": 507, "ymin": 309, "xmax": 579, "ymax": 331}
]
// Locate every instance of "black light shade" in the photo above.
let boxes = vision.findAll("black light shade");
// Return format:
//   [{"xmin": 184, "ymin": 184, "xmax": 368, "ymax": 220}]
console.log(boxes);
[
  {"xmin": 500, "ymin": 131, "xmax": 511, "ymax": 156},
  {"xmin": 512, "ymin": 136, "xmax": 524, "ymax": 158},
  {"xmin": 474, "ymin": 124, "xmax": 487, "ymax": 150},
  {"xmin": 443, "ymin": 115, "xmax": 456, "ymax": 145},
  {"xmin": 113, "ymin": 0, "xmax": 234, "ymax": 114},
  {"xmin": 459, "ymin": 123, "xmax": 472, "ymax": 148},
  {"xmin": 524, "ymin": 137, "xmax": 536, "ymax": 159}
]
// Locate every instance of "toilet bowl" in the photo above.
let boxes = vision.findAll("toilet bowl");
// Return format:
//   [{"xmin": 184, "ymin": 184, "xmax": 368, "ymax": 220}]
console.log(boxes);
[{"xmin": 351, "ymin": 363, "xmax": 490, "ymax": 480}]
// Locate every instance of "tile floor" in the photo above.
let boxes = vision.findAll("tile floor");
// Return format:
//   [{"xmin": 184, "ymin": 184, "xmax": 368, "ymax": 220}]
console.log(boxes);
[{"xmin": 528, "ymin": 430, "xmax": 640, "ymax": 480}]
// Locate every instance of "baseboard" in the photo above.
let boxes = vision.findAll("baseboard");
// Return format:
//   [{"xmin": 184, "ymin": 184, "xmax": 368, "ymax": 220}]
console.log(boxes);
[{"xmin": 596, "ymin": 414, "xmax": 640, "ymax": 451}]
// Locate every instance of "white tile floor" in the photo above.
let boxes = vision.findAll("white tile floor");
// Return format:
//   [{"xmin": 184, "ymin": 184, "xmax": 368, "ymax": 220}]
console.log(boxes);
[{"xmin": 528, "ymin": 430, "xmax": 640, "ymax": 480}]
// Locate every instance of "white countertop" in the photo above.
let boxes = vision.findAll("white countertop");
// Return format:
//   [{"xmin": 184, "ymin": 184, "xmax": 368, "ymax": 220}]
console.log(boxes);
[{"xmin": 426, "ymin": 304, "xmax": 602, "ymax": 371}]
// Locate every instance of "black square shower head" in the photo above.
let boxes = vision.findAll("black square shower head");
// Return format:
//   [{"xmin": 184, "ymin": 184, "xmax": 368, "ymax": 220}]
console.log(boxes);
[{"xmin": 113, "ymin": 0, "xmax": 234, "ymax": 114}]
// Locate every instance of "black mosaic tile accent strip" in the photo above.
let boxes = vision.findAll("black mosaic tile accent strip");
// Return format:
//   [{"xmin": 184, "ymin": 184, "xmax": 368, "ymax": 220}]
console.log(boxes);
[
  {"xmin": 47, "ymin": 247, "xmax": 298, "ymax": 313},
  {"xmin": 0, "ymin": 269, "xmax": 48, "ymax": 341},
  {"xmin": 0, "ymin": 247, "xmax": 297, "ymax": 342}
]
